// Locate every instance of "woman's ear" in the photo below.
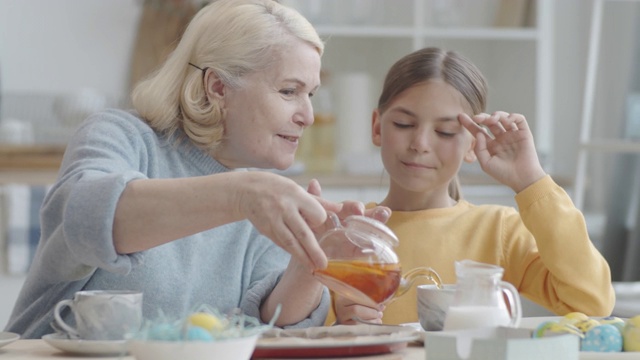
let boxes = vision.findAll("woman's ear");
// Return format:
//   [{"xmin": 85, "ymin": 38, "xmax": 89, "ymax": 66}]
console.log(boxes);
[
  {"xmin": 372, "ymin": 109, "xmax": 382, "ymax": 147},
  {"xmin": 204, "ymin": 69, "xmax": 226, "ymax": 101}
]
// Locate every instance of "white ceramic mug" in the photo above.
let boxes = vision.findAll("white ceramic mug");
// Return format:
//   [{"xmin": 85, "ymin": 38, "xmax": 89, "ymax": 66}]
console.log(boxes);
[
  {"xmin": 417, "ymin": 284, "xmax": 456, "ymax": 331},
  {"xmin": 53, "ymin": 290, "xmax": 143, "ymax": 340}
]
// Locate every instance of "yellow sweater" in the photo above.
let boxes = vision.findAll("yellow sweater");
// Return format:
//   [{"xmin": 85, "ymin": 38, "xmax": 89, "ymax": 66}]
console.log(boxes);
[{"xmin": 327, "ymin": 175, "xmax": 615, "ymax": 325}]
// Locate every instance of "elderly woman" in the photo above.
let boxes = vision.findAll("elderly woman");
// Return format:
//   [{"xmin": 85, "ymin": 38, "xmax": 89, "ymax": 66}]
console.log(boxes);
[{"xmin": 6, "ymin": 0, "xmax": 389, "ymax": 339}]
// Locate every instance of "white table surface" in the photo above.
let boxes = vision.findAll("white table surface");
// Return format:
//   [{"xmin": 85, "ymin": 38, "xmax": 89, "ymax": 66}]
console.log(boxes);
[
  {"xmin": 0, "ymin": 338, "xmax": 421, "ymax": 360},
  {"xmin": 2, "ymin": 318, "xmax": 638, "ymax": 359}
]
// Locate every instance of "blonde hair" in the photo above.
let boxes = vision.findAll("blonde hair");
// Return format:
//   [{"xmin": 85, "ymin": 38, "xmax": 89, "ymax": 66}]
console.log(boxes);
[
  {"xmin": 377, "ymin": 47, "xmax": 488, "ymax": 200},
  {"xmin": 131, "ymin": 0, "xmax": 324, "ymax": 151}
]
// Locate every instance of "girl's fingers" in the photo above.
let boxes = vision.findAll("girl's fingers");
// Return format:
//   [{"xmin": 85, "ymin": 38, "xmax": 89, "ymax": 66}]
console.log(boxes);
[
  {"xmin": 489, "ymin": 111, "xmax": 510, "ymax": 134},
  {"xmin": 459, "ymin": 113, "xmax": 491, "ymax": 138},
  {"xmin": 473, "ymin": 131, "xmax": 490, "ymax": 165},
  {"xmin": 509, "ymin": 113, "xmax": 529, "ymax": 132}
]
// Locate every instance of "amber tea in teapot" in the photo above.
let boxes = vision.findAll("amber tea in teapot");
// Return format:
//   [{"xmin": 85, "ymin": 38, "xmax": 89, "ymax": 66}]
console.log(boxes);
[
  {"xmin": 314, "ymin": 260, "xmax": 402, "ymax": 305},
  {"xmin": 313, "ymin": 215, "xmax": 442, "ymax": 308}
]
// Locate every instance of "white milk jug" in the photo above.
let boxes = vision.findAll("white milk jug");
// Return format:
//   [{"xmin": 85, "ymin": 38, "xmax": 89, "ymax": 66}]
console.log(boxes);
[{"xmin": 443, "ymin": 259, "xmax": 522, "ymax": 331}]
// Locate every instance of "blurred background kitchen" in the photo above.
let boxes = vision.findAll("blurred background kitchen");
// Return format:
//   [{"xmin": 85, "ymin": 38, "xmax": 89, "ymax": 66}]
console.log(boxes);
[{"xmin": 1, "ymin": 0, "xmax": 640, "ymax": 326}]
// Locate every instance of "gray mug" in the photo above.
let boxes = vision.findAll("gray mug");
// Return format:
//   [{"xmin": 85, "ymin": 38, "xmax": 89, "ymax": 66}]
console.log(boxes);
[
  {"xmin": 417, "ymin": 284, "xmax": 455, "ymax": 331},
  {"xmin": 53, "ymin": 290, "xmax": 143, "ymax": 340}
]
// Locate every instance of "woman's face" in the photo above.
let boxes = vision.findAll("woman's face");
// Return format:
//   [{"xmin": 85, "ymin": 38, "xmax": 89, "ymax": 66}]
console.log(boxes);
[
  {"xmin": 372, "ymin": 80, "xmax": 476, "ymax": 206},
  {"xmin": 213, "ymin": 40, "xmax": 321, "ymax": 170}
]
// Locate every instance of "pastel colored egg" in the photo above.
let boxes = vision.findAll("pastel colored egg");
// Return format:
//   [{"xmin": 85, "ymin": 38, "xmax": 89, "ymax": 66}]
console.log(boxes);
[
  {"xmin": 599, "ymin": 316, "xmax": 625, "ymax": 334},
  {"xmin": 533, "ymin": 321, "xmax": 557, "ymax": 338},
  {"xmin": 623, "ymin": 315, "xmax": 640, "ymax": 352},
  {"xmin": 186, "ymin": 326, "xmax": 215, "ymax": 341},
  {"xmin": 188, "ymin": 312, "xmax": 226, "ymax": 332},
  {"xmin": 581, "ymin": 324, "xmax": 623, "ymax": 352},
  {"xmin": 534, "ymin": 321, "xmax": 583, "ymax": 338},
  {"xmin": 574, "ymin": 318, "xmax": 600, "ymax": 333},
  {"xmin": 560, "ymin": 312, "xmax": 589, "ymax": 326}
]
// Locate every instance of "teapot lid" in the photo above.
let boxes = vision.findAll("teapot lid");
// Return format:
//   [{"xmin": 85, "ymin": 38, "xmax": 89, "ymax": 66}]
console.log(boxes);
[{"xmin": 343, "ymin": 215, "xmax": 399, "ymax": 247}]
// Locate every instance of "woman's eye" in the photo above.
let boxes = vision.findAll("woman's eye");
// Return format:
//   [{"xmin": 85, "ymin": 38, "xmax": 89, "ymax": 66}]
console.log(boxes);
[{"xmin": 280, "ymin": 89, "xmax": 296, "ymax": 96}]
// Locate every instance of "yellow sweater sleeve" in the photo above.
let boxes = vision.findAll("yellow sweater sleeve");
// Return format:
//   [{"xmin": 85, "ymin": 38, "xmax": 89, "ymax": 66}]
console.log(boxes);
[{"xmin": 509, "ymin": 175, "xmax": 615, "ymax": 316}]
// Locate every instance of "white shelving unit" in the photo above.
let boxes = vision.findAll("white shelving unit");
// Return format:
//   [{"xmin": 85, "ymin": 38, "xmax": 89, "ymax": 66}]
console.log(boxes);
[
  {"xmin": 279, "ymin": 0, "xmax": 556, "ymax": 206},
  {"xmin": 287, "ymin": 0, "xmax": 555, "ymax": 174},
  {"xmin": 573, "ymin": 0, "xmax": 640, "ymax": 211}
]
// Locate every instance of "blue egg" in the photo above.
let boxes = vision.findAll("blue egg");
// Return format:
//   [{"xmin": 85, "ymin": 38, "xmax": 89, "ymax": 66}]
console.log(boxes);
[
  {"xmin": 599, "ymin": 316, "xmax": 625, "ymax": 334},
  {"xmin": 581, "ymin": 324, "xmax": 623, "ymax": 352},
  {"xmin": 187, "ymin": 326, "xmax": 214, "ymax": 341}
]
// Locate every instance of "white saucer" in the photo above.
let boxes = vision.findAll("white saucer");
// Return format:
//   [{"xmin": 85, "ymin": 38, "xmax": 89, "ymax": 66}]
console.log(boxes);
[
  {"xmin": 0, "ymin": 332, "xmax": 20, "ymax": 348},
  {"xmin": 42, "ymin": 333, "xmax": 128, "ymax": 356},
  {"xmin": 400, "ymin": 322, "xmax": 424, "ymax": 332}
]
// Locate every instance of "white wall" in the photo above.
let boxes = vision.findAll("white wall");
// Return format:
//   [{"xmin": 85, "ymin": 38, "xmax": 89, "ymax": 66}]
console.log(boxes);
[{"xmin": 0, "ymin": 0, "xmax": 141, "ymax": 97}]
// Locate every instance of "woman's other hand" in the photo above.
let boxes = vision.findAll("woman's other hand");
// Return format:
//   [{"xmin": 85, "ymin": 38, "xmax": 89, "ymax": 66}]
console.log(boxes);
[
  {"xmin": 334, "ymin": 293, "xmax": 384, "ymax": 325},
  {"xmin": 306, "ymin": 178, "xmax": 391, "ymax": 234}
]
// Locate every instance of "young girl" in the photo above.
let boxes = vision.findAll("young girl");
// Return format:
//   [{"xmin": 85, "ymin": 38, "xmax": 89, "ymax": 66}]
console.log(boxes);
[{"xmin": 331, "ymin": 47, "xmax": 615, "ymax": 325}]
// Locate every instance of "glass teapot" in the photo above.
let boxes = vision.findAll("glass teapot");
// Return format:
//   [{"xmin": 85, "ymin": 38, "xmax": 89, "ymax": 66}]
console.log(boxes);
[
  {"xmin": 313, "ymin": 214, "xmax": 442, "ymax": 308},
  {"xmin": 443, "ymin": 259, "xmax": 522, "ymax": 331}
]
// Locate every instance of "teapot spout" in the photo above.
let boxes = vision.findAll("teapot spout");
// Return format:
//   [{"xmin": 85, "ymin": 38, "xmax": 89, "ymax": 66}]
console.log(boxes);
[{"xmin": 395, "ymin": 267, "xmax": 443, "ymax": 298}]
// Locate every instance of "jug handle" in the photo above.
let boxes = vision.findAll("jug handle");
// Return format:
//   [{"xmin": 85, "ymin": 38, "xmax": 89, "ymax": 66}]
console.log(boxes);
[
  {"xmin": 395, "ymin": 267, "xmax": 443, "ymax": 298},
  {"xmin": 500, "ymin": 281, "xmax": 522, "ymax": 328}
]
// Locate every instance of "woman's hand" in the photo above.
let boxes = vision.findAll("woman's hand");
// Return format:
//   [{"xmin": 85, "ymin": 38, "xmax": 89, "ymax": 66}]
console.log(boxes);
[
  {"xmin": 334, "ymin": 293, "xmax": 384, "ymax": 325},
  {"xmin": 235, "ymin": 172, "xmax": 339, "ymax": 270},
  {"xmin": 260, "ymin": 177, "xmax": 391, "ymax": 326},
  {"xmin": 459, "ymin": 112, "xmax": 546, "ymax": 193}
]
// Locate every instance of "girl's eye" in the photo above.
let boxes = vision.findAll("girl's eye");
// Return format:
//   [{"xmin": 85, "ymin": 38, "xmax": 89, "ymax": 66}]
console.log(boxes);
[
  {"xmin": 436, "ymin": 130, "xmax": 456, "ymax": 138},
  {"xmin": 392, "ymin": 122, "xmax": 412, "ymax": 129}
]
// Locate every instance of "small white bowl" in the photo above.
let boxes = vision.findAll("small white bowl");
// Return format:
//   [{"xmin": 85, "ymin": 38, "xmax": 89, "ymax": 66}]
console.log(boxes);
[{"xmin": 128, "ymin": 334, "xmax": 259, "ymax": 360}]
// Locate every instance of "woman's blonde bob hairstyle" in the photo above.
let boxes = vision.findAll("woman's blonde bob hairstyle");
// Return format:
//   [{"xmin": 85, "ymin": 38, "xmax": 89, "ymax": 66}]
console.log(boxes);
[
  {"xmin": 131, "ymin": 0, "xmax": 324, "ymax": 151},
  {"xmin": 377, "ymin": 47, "xmax": 488, "ymax": 201}
]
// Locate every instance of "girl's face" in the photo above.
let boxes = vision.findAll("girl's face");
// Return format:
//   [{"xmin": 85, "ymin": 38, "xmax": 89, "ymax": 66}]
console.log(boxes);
[
  {"xmin": 212, "ymin": 39, "xmax": 321, "ymax": 170},
  {"xmin": 372, "ymin": 80, "xmax": 476, "ymax": 208}
]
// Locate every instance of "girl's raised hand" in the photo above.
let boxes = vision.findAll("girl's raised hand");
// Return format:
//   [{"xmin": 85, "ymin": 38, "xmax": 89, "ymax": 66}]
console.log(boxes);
[{"xmin": 459, "ymin": 112, "xmax": 546, "ymax": 193}]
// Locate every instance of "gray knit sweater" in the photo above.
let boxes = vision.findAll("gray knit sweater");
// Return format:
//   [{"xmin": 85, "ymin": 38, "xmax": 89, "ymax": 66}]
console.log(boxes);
[{"xmin": 4, "ymin": 109, "xmax": 329, "ymax": 338}]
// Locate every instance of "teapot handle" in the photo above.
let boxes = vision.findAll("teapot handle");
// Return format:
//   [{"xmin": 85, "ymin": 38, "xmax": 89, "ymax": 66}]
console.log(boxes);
[
  {"xmin": 499, "ymin": 281, "xmax": 522, "ymax": 328},
  {"xmin": 394, "ymin": 267, "xmax": 443, "ymax": 299}
]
